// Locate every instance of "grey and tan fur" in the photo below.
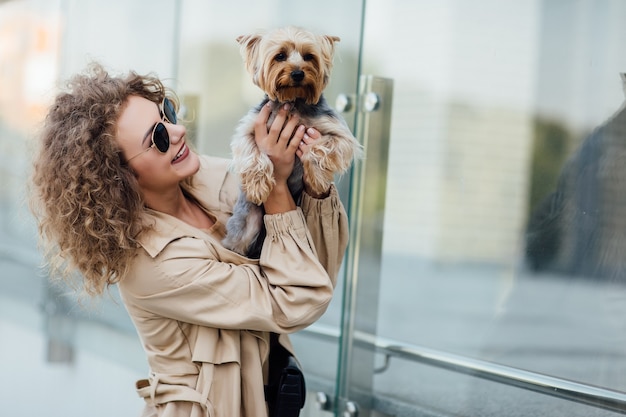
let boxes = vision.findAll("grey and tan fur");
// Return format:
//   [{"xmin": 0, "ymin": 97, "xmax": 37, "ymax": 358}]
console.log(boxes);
[{"xmin": 222, "ymin": 26, "xmax": 362, "ymax": 257}]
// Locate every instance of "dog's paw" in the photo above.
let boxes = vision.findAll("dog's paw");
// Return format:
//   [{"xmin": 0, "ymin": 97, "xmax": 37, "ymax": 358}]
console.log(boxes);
[
  {"xmin": 241, "ymin": 170, "xmax": 275, "ymax": 205},
  {"xmin": 301, "ymin": 134, "xmax": 361, "ymax": 195},
  {"xmin": 309, "ymin": 135, "xmax": 360, "ymax": 171},
  {"xmin": 302, "ymin": 159, "xmax": 335, "ymax": 196},
  {"xmin": 236, "ymin": 152, "xmax": 276, "ymax": 205}
]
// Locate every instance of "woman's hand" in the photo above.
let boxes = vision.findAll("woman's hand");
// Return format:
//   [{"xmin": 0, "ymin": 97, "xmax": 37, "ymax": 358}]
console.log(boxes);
[
  {"xmin": 254, "ymin": 102, "xmax": 305, "ymax": 214},
  {"xmin": 296, "ymin": 126, "xmax": 318, "ymax": 160},
  {"xmin": 254, "ymin": 103, "xmax": 304, "ymax": 185},
  {"xmin": 297, "ymin": 127, "xmax": 331, "ymax": 199}
]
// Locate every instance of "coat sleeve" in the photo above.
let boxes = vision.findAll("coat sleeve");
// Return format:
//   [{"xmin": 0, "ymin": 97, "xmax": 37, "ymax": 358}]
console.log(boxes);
[
  {"xmin": 299, "ymin": 184, "xmax": 349, "ymax": 286},
  {"xmin": 120, "ymin": 208, "xmax": 334, "ymax": 334}
]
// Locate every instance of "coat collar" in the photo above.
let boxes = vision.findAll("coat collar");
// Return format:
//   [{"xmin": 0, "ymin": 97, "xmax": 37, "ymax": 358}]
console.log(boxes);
[{"xmin": 137, "ymin": 155, "xmax": 239, "ymax": 258}]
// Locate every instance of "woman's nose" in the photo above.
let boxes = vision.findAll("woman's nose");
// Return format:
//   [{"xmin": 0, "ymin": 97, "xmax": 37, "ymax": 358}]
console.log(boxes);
[{"xmin": 167, "ymin": 122, "xmax": 186, "ymax": 144}]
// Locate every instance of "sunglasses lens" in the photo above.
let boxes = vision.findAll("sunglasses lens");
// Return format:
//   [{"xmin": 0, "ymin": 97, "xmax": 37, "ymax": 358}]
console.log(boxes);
[
  {"xmin": 153, "ymin": 123, "xmax": 170, "ymax": 153},
  {"xmin": 163, "ymin": 97, "xmax": 177, "ymax": 124}
]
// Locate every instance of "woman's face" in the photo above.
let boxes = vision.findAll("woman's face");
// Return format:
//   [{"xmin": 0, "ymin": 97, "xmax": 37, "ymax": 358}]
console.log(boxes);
[{"xmin": 116, "ymin": 95, "xmax": 200, "ymax": 194}]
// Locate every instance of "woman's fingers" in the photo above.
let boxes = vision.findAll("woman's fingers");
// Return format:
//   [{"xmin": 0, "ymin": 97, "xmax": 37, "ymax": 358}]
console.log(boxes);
[
  {"xmin": 296, "ymin": 127, "xmax": 321, "ymax": 158},
  {"xmin": 255, "ymin": 103, "xmax": 302, "ymax": 152},
  {"xmin": 268, "ymin": 104, "xmax": 292, "ymax": 143},
  {"xmin": 289, "ymin": 125, "xmax": 306, "ymax": 152},
  {"xmin": 253, "ymin": 101, "xmax": 273, "ymax": 140},
  {"xmin": 306, "ymin": 127, "xmax": 320, "ymax": 141},
  {"xmin": 254, "ymin": 102, "xmax": 290, "ymax": 145}
]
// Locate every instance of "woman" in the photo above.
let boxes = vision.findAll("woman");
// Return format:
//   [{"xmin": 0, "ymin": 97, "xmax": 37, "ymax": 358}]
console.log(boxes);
[{"xmin": 30, "ymin": 63, "xmax": 349, "ymax": 417}]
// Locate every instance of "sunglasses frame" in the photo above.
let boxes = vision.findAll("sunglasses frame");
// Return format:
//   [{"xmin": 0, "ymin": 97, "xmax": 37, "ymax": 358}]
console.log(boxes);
[{"xmin": 126, "ymin": 97, "xmax": 177, "ymax": 162}]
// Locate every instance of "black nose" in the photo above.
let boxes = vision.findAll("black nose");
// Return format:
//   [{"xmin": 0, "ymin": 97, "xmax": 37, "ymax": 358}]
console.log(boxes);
[{"xmin": 291, "ymin": 70, "xmax": 305, "ymax": 82}]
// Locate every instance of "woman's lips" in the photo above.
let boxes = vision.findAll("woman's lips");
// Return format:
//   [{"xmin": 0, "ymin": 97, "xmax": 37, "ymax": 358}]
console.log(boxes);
[{"xmin": 172, "ymin": 143, "xmax": 189, "ymax": 163}]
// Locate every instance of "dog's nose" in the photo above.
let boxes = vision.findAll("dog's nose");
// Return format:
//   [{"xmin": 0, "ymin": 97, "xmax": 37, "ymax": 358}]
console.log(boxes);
[{"xmin": 291, "ymin": 70, "xmax": 305, "ymax": 83}]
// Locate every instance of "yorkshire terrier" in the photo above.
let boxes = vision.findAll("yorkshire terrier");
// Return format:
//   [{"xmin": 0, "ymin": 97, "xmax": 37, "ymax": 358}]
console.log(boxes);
[{"xmin": 222, "ymin": 26, "xmax": 362, "ymax": 257}]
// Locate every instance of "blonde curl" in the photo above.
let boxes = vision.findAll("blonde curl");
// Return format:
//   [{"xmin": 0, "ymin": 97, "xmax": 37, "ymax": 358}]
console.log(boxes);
[{"xmin": 30, "ymin": 62, "xmax": 177, "ymax": 296}]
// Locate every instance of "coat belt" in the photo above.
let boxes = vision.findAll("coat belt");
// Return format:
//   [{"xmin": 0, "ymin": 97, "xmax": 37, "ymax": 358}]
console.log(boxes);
[{"xmin": 136, "ymin": 368, "xmax": 215, "ymax": 417}]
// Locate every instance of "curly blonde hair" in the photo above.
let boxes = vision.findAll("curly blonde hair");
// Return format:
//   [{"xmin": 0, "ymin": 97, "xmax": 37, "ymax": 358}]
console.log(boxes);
[{"xmin": 30, "ymin": 62, "xmax": 176, "ymax": 296}]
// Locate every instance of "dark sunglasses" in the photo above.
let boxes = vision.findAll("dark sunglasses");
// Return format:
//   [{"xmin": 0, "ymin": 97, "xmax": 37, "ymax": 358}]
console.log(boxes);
[{"xmin": 127, "ymin": 97, "xmax": 177, "ymax": 162}]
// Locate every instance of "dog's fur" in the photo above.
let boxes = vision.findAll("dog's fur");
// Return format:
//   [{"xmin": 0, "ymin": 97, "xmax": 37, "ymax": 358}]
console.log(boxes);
[{"xmin": 222, "ymin": 26, "xmax": 362, "ymax": 257}]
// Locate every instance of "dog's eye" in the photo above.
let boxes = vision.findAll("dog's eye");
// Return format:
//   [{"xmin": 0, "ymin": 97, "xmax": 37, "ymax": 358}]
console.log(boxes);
[
  {"xmin": 275, "ymin": 53, "xmax": 287, "ymax": 62},
  {"xmin": 303, "ymin": 54, "xmax": 315, "ymax": 62}
]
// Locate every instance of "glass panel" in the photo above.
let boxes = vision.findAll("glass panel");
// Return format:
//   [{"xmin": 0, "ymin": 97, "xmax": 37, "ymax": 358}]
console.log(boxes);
[
  {"xmin": 360, "ymin": 0, "xmax": 626, "ymax": 416},
  {"xmin": 174, "ymin": 3, "xmax": 365, "ymax": 411},
  {"xmin": 335, "ymin": 75, "xmax": 394, "ymax": 417}
]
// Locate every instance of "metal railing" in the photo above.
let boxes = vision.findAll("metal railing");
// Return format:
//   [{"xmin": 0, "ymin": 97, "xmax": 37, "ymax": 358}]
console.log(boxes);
[{"xmin": 300, "ymin": 323, "xmax": 626, "ymax": 414}]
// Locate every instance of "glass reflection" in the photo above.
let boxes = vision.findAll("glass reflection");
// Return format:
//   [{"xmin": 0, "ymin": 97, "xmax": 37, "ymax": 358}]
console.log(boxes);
[{"xmin": 526, "ymin": 76, "xmax": 626, "ymax": 281}]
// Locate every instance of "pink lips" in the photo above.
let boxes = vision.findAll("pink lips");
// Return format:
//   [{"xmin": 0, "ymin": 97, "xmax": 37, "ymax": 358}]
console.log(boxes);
[{"xmin": 172, "ymin": 143, "xmax": 189, "ymax": 164}]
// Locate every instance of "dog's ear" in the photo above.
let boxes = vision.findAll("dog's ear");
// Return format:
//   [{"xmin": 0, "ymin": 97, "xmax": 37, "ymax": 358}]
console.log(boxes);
[
  {"xmin": 320, "ymin": 35, "xmax": 340, "ymax": 61},
  {"xmin": 236, "ymin": 34, "xmax": 261, "ymax": 63},
  {"xmin": 324, "ymin": 35, "xmax": 341, "ymax": 46},
  {"xmin": 236, "ymin": 33, "xmax": 263, "ymax": 83},
  {"xmin": 319, "ymin": 35, "xmax": 341, "ymax": 83}
]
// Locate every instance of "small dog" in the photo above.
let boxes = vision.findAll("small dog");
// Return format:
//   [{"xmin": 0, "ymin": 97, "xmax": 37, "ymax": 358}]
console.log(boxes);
[{"xmin": 222, "ymin": 26, "xmax": 362, "ymax": 257}]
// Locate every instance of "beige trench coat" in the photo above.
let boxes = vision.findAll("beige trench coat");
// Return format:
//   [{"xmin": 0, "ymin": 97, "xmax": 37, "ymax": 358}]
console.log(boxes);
[{"xmin": 118, "ymin": 155, "xmax": 349, "ymax": 417}]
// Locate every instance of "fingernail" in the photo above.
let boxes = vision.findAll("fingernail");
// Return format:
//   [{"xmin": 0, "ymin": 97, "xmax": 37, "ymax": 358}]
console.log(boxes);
[
  {"xmin": 298, "ymin": 125, "xmax": 305, "ymax": 132},
  {"xmin": 307, "ymin": 128, "xmax": 315, "ymax": 136},
  {"xmin": 283, "ymin": 103, "xmax": 290, "ymax": 111},
  {"xmin": 303, "ymin": 133, "xmax": 310, "ymax": 140},
  {"xmin": 266, "ymin": 101, "xmax": 272, "ymax": 108}
]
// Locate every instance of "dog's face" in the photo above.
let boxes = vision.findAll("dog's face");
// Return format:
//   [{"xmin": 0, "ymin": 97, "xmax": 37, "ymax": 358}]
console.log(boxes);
[{"xmin": 237, "ymin": 26, "xmax": 340, "ymax": 105}]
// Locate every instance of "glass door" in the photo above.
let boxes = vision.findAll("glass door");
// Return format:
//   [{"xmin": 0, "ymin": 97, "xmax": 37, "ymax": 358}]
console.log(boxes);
[
  {"xmin": 346, "ymin": 1, "xmax": 626, "ymax": 417},
  {"xmin": 172, "ymin": 2, "xmax": 371, "ymax": 416},
  {"xmin": 173, "ymin": 4, "xmax": 403, "ymax": 417}
]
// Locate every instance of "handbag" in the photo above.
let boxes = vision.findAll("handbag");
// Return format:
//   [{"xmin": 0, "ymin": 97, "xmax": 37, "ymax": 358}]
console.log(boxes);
[{"xmin": 265, "ymin": 333, "xmax": 306, "ymax": 417}]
